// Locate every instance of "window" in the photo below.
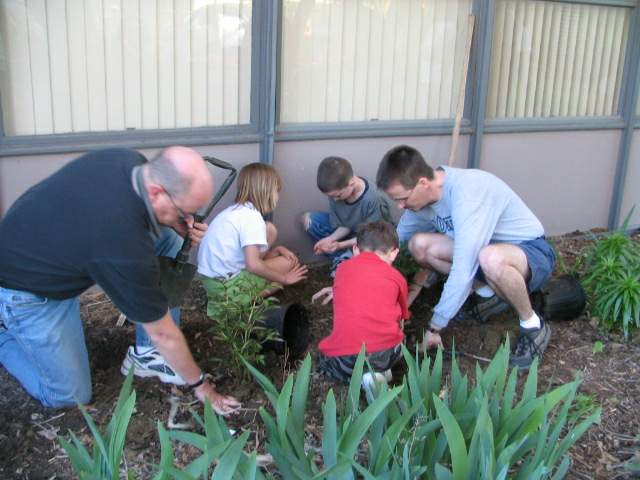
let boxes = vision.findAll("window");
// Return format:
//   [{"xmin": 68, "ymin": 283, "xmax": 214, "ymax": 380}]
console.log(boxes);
[
  {"xmin": 280, "ymin": 0, "xmax": 473, "ymax": 124},
  {"xmin": 0, "ymin": 0, "xmax": 252, "ymax": 137},
  {"xmin": 487, "ymin": 0, "xmax": 630, "ymax": 119}
]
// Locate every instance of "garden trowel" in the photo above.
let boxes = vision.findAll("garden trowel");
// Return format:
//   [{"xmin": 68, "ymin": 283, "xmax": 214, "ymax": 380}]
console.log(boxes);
[{"xmin": 158, "ymin": 156, "xmax": 237, "ymax": 308}]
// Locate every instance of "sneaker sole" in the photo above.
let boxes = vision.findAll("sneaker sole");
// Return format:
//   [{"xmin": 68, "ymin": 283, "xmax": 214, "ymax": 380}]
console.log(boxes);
[{"xmin": 120, "ymin": 355, "xmax": 187, "ymax": 386}]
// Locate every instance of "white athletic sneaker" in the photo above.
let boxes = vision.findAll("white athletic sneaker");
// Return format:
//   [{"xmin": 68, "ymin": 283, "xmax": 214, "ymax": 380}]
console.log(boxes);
[
  {"xmin": 120, "ymin": 346, "xmax": 186, "ymax": 386},
  {"xmin": 361, "ymin": 370, "xmax": 392, "ymax": 397}
]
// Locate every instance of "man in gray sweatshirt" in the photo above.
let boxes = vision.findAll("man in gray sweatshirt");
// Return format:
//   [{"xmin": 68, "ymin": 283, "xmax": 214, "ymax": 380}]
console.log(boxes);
[{"xmin": 376, "ymin": 145, "xmax": 555, "ymax": 370}]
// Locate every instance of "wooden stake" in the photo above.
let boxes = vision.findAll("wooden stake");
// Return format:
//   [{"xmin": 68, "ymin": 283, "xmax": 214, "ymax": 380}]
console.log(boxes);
[{"xmin": 448, "ymin": 15, "xmax": 476, "ymax": 167}]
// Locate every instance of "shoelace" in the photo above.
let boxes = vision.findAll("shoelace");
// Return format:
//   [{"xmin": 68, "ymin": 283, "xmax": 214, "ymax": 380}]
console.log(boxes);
[{"xmin": 514, "ymin": 331, "xmax": 544, "ymax": 357}]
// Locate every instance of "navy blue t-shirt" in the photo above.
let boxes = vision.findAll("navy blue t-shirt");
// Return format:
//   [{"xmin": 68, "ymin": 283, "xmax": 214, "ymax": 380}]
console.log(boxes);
[{"xmin": 0, "ymin": 148, "xmax": 169, "ymax": 323}]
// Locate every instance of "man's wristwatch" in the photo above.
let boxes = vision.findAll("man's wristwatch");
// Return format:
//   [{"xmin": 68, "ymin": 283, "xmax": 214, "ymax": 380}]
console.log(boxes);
[{"xmin": 186, "ymin": 372, "xmax": 206, "ymax": 391}]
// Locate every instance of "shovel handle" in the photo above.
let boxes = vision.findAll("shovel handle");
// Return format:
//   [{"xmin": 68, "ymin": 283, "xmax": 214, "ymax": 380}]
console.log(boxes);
[{"xmin": 173, "ymin": 157, "xmax": 237, "ymax": 268}]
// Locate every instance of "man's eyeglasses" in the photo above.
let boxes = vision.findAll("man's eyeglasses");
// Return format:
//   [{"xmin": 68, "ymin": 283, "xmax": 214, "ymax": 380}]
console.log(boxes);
[{"xmin": 164, "ymin": 190, "xmax": 195, "ymax": 224}]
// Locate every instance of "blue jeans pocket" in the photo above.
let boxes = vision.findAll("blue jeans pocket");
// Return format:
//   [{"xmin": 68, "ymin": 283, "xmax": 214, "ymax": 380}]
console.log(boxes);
[{"xmin": 10, "ymin": 293, "xmax": 49, "ymax": 307}]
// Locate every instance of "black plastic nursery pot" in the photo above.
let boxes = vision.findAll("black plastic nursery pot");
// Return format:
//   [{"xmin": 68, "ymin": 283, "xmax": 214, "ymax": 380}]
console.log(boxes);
[
  {"xmin": 532, "ymin": 274, "xmax": 586, "ymax": 321},
  {"xmin": 259, "ymin": 303, "xmax": 310, "ymax": 358}
]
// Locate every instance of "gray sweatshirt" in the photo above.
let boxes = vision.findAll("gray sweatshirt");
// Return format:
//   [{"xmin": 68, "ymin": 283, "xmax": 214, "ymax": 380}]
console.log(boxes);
[{"xmin": 396, "ymin": 166, "xmax": 544, "ymax": 328}]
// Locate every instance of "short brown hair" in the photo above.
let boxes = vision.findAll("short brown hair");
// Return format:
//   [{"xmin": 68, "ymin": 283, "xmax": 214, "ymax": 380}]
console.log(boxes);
[
  {"xmin": 317, "ymin": 156, "xmax": 354, "ymax": 193},
  {"xmin": 235, "ymin": 163, "xmax": 282, "ymax": 215},
  {"xmin": 357, "ymin": 221, "xmax": 399, "ymax": 253},
  {"xmin": 376, "ymin": 145, "xmax": 434, "ymax": 190}
]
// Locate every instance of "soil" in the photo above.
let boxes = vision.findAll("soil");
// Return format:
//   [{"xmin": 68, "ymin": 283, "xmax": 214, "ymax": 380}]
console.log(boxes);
[{"xmin": 1, "ymin": 231, "xmax": 639, "ymax": 479}]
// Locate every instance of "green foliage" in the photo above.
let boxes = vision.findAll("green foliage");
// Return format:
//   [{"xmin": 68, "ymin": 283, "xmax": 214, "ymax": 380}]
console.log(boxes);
[
  {"xmin": 592, "ymin": 341, "xmax": 604, "ymax": 354},
  {"xmin": 203, "ymin": 274, "xmax": 280, "ymax": 378},
  {"xmin": 246, "ymin": 342, "xmax": 601, "ymax": 479},
  {"xmin": 582, "ymin": 210, "xmax": 640, "ymax": 339},
  {"xmin": 394, "ymin": 242, "xmax": 421, "ymax": 279},
  {"xmin": 567, "ymin": 394, "xmax": 599, "ymax": 426},
  {"xmin": 59, "ymin": 369, "xmax": 138, "ymax": 480},
  {"xmin": 156, "ymin": 402, "xmax": 265, "ymax": 480},
  {"xmin": 61, "ymin": 344, "xmax": 600, "ymax": 479}
]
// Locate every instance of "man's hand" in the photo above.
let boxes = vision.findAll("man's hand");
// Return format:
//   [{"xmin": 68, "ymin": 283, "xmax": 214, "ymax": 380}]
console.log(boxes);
[
  {"xmin": 283, "ymin": 264, "xmax": 308, "ymax": 285},
  {"xmin": 194, "ymin": 380, "xmax": 241, "ymax": 416},
  {"xmin": 421, "ymin": 330, "xmax": 443, "ymax": 352},
  {"xmin": 188, "ymin": 221, "xmax": 208, "ymax": 247},
  {"xmin": 311, "ymin": 286, "xmax": 333, "ymax": 305}
]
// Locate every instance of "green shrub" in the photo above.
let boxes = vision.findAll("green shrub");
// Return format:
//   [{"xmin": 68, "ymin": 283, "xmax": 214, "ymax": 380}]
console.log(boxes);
[
  {"xmin": 245, "ymin": 342, "xmax": 601, "ymax": 479},
  {"xmin": 59, "ymin": 369, "xmax": 137, "ymax": 480},
  {"xmin": 394, "ymin": 242, "xmax": 421, "ymax": 279},
  {"xmin": 582, "ymin": 209, "xmax": 640, "ymax": 339},
  {"xmin": 203, "ymin": 274, "xmax": 281, "ymax": 378}
]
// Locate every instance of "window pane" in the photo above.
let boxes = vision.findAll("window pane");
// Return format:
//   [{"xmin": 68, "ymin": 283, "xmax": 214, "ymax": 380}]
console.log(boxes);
[
  {"xmin": 0, "ymin": 0, "xmax": 252, "ymax": 136},
  {"xmin": 280, "ymin": 0, "xmax": 473, "ymax": 124},
  {"xmin": 487, "ymin": 0, "xmax": 629, "ymax": 119}
]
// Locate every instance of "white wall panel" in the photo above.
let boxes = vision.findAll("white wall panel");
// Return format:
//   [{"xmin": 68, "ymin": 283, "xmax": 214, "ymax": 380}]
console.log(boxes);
[
  {"xmin": 0, "ymin": 0, "xmax": 252, "ymax": 136},
  {"xmin": 280, "ymin": 0, "xmax": 473, "ymax": 124},
  {"xmin": 488, "ymin": 0, "xmax": 630, "ymax": 119}
]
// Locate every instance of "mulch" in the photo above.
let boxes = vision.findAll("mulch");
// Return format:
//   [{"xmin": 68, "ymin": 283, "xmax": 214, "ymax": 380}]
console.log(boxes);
[{"xmin": 0, "ymin": 231, "xmax": 639, "ymax": 479}]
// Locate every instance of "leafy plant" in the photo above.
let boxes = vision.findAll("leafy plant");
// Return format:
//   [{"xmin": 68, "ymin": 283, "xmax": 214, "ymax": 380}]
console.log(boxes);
[
  {"xmin": 582, "ymin": 208, "xmax": 640, "ymax": 339},
  {"xmin": 203, "ymin": 274, "xmax": 281, "ymax": 378},
  {"xmin": 59, "ymin": 369, "xmax": 137, "ymax": 480},
  {"xmin": 592, "ymin": 341, "xmax": 604, "ymax": 354},
  {"xmin": 156, "ymin": 402, "xmax": 264, "ymax": 480},
  {"xmin": 394, "ymin": 242, "xmax": 421, "ymax": 279},
  {"xmin": 245, "ymin": 342, "xmax": 601, "ymax": 479}
]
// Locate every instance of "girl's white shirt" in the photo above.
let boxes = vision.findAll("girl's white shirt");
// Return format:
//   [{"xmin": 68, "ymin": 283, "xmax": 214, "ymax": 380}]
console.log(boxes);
[{"xmin": 197, "ymin": 202, "xmax": 267, "ymax": 279}]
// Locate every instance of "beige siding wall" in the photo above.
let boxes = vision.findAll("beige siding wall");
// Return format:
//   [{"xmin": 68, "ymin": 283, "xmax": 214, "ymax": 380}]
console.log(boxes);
[
  {"xmin": 620, "ymin": 130, "xmax": 640, "ymax": 229},
  {"xmin": 1, "ymin": 130, "xmax": 635, "ymax": 262},
  {"xmin": 480, "ymin": 130, "xmax": 620, "ymax": 235},
  {"xmin": 0, "ymin": 144, "xmax": 259, "ymax": 218}
]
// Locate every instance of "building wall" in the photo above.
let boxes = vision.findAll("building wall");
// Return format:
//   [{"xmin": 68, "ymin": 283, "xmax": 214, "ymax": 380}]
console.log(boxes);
[
  {"xmin": 0, "ymin": 143, "xmax": 259, "ymax": 219},
  {"xmin": 480, "ymin": 130, "xmax": 621, "ymax": 235},
  {"xmin": 620, "ymin": 130, "xmax": 640, "ymax": 229},
  {"xmin": 0, "ymin": 129, "xmax": 635, "ymax": 263}
]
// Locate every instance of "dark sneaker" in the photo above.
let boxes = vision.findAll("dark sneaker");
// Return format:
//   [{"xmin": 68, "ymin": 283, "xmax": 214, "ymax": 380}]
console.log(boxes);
[
  {"xmin": 453, "ymin": 294, "xmax": 510, "ymax": 323},
  {"xmin": 330, "ymin": 251, "xmax": 353, "ymax": 278},
  {"xmin": 121, "ymin": 346, "xmax": 186, "ymax": 385},
  {"xmin": 509, "ymin": 320, "xmax": 551, "ymax": 371}
]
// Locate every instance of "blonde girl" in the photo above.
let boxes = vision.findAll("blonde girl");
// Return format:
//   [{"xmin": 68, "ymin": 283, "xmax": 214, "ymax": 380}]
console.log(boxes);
[{"xmin": 197, "ymin": 163, "xmax": 308, "ymax": 289}]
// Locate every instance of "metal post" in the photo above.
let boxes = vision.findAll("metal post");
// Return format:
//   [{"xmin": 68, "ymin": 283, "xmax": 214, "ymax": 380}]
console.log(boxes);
[
  {"xmin": 256, "ymin": 0, "xmax": 280, "ymax": 165},
  {"xmin": 468, "ymin": 0, "xmax": 495, "ymax": 169},
  {"xmin": 608, "ymin": 4, "xmax": 640, "ymax": 230}
]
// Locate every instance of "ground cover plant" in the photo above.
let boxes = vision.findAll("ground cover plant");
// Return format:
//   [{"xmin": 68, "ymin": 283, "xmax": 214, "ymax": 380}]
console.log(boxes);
[
  {"xmin": 581, "ymin": 212, "xmax": 640, "ymax": 339},
  {"xmin": 59, "ymin": 343, "xmax": 599, "ymax": 479},
  {"xmin": 1, "ymin": 229, "xmax": 639, "ymax": 479}
]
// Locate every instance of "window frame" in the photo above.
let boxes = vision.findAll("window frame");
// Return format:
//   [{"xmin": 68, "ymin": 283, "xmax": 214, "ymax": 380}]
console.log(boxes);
[{"xmin": 0, "ymin": 0, "xmax": 637, "ymax": 158}]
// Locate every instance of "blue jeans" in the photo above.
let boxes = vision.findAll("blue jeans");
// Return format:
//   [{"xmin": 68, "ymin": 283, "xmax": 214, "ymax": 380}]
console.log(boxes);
[
  {"xmin": 305, "ymin": 211, "xmax": 351, "ymax": 261},
  {"xmin": 0, "ymin": 227, "xmax": 183, "ymax": 407}
]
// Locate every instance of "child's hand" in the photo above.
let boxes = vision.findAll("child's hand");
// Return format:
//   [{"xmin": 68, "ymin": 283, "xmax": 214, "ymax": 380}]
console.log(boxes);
[
  {"xmin": 311, "ymin": 286, "xmax": 333, "ymax": 305},
  {"xmin": 314, "ymin": 238, "xmax": 334, "ymax": 255},
  {"xmin": 275, "ymin": 246, "xmax": 299, "ymax": 266},
  {"xmin": 283, "ymin": 264, "xmax": 308, "ymax": 285}
]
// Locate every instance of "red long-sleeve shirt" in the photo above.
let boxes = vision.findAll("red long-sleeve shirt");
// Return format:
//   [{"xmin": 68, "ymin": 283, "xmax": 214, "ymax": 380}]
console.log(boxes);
[{"xmin": 319, "ymin": 252, "xmax": 410, "ymax": 357}]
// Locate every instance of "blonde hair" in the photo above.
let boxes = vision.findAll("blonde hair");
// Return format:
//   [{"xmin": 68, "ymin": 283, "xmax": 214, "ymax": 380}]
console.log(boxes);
[{"xmin": 235, "ymin": 163, "xmax": 282, "ymax": 215}]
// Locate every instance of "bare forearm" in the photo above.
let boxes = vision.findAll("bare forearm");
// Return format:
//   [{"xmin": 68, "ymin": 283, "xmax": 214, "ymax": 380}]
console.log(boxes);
[
  {"xmin": 336, "ymin": 237, "xmax": 356, "ymax": 249},
  {"xmin": 246, "ymin": 260, "xmax": 286, "ymax": 284},
  {"xmin": 143, "ymin": 313, "xmax": 202, "ymax": 384},
  {"xmin": 326, "ymin": 226, "xmax": 351, "ymax": 242}
]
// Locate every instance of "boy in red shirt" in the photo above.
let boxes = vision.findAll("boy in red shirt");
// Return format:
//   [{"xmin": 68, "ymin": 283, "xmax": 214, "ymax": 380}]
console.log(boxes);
[{"xmin": 312, "ymin": 221, "xmax": 410, "ymax": 383}]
